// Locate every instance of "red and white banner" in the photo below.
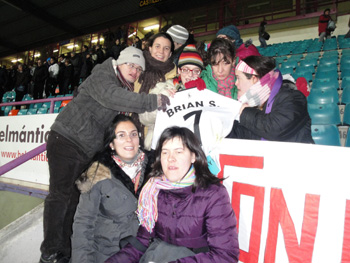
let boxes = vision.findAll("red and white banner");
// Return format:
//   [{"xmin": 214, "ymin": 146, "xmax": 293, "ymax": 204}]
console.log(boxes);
[{"xmin": 218, "ymin": 138, "xmax": 350, "ymax": 263}]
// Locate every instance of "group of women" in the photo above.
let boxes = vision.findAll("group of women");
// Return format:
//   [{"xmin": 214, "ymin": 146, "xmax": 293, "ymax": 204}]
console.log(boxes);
[{"xmin": 70, "ymin": 28, "xmax": 314, "ymax": 263}]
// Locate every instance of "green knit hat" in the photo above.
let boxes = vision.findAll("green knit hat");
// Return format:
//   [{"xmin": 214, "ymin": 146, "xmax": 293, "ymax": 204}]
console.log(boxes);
[{"xmin": 178, "ymin": 44, "xmax": 204, "ymax": 70}]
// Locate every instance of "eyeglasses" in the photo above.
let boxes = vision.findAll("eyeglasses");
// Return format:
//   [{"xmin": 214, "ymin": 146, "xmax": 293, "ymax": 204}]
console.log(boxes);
[
  {"xmin": 180, "ymin": 68, "xmax": 201, "ymax": 76},
  {"xmin": 125, "ymin": 63, "xmax": 143, "ymax": 73},
  {"xmin": 115, "ymin": 131, "xmax": 139, "ymax": 141}
]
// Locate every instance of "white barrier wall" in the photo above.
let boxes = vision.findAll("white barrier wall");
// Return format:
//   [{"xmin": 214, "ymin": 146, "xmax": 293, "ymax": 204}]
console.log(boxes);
[{"xmin": 0, "ymin": 114, "xmax": 57, "ymax": 185}]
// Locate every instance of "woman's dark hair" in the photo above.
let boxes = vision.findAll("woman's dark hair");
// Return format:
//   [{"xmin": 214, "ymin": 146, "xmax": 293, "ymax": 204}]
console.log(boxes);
[
  {"xmin": 207, "ymin": 38, "xmax": 235, "ymax": 66},
  {"xmin": 242, "ymin": 55, "xmax": 276, "ymax": 79},
  {"xmin": 324, "ymin": 8, "xmax": 330, "ymax": 14},
  {"xmin": 101, "ymin": 114, "xmax": 140, "ymax": 156},
  {"xmin": 84, "ymin": 114, "xmax": 142, "ymax": 195},
  {"xmin": 149, "ymin": 126, "xmax": 222, "ymax": 189},
  {"xmin": 147, "ymin": 32, "xmax": 175, "ymax": 53}
]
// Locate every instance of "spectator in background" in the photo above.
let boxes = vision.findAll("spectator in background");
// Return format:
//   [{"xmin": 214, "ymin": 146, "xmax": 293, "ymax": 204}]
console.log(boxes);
[
  {"xmin": 61, "ymin": 58, "xmax": 74, "ymax": 95},
  {"xmin": 0, "ymin": 65, "xmax": 8, "ymax": 99},
  {"xmin": 166, "ymin": 25, "xmax": 189, "ymax": 66},
  {"xmin": 132, "ymin": 36, "xmax": 142, "ymax": 50},
  {"xmin": 217, "ymin": 24, "xmax": 261, "ymax": 59},
  {"xmin": 32, "ymin": 59, "xmax": 48, "ymax": 99},
  {"xmin": 57, "ymin": 55, "xmax": 66, "ymax": 94},
  {"xmin": 318, "ymin": 9, "xmax": 332, "ymax": 42},
  {"xmin": 227, "ymin": 56, "xmax": 314, "ymax": 143},
  {"xmin": 70, "ymin": 51, "xmax": 82, "ymax": 89},
  {"xmin": 39, "ymin": 47, "xmax": 170, "ymax": 263},
  {"xmin": 106, "ymin": 126, "xmax": 239, "ymax": 263},
  {"xmin": 95, "ymin": 44, "xmax": 105, "ymax": 65},
  {"xmin": 46, "ymin": 57, "xmax": 59, "ymax": 97},
  {"xmin": 80, "ymin": 53, "xmax": 93, "ymax": 82},
  {"xmin": 111, "ymin": 39, "xmax": 122, "ymax": 59},
  {"xmin": 13, "ymin": 63, "xmax": 30, "ymax": 102},
  {"xmin": 71, "ymin": 114, "xmax": 154, "ymax": 263},
  {"xmin": 258, "ymin": 21, "xmax": 268, "ymax": 48}
]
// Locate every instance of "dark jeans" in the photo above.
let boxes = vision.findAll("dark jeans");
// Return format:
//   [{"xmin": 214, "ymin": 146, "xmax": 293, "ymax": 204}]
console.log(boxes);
[
  {"xmin": 33, "ymin": 81, "xmax": 45, "ymax": 99},
  {"xmin": 41, "ymin": 131, "xmax": 90, "ymax": 257}
]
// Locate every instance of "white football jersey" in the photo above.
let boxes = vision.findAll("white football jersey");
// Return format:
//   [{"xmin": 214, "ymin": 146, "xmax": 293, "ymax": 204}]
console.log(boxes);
[{"xmin": 152, "ymin": 88, "xmax": 242, "ymax": 156}]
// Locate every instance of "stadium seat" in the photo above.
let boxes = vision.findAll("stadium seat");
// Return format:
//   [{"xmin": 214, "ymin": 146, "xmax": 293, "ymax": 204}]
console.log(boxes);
[
  {"xmin": 282, "ymin": 60, "xmax": 298, "ymax": 69},
  {"xmin": 22, "ymin": 94, "xmax": 33, "ymax": 101},
  {"xmin": 33, "ymin": 103, "xmax": 43, "ymax": 109},
  {"xmin": 341, "ymin": 86, "xmax": 350, "ymax": 104},
  {"xmin": 17, "ymin": 109, "xmax": 28, "ymax": 115},
  {"xmin": 37, "ymin": 107, "xmax": 48, "ymax": 114},
  {"xmin": 300, "ymin": 59, "xmax": 317, "ymax": 69},
  {"xmin": 280, "ymin": 67, "xmax": 294, "ymax": 75},
  {"xmin": 342, "ymin": 49, "xmax": 350, "ymax": 56},
  {"xmin": 60, "ymin": 100, "xmax": 71, "ymax": 108},
  {"xmin": 305, "ymin": 52, "xmax": 320, "ymax": 59},
  {"xmin": 341, "ymin": 79, "xmax": 350, "ymax": 90},
  {"xmin": 27, "ymin": 109, "xmax": 38, "ymax": 115},
  {"xmin": 312, "ymin": 78, "xmax": 339, "ymax": 90},
  {"xmin": 340, "ymin": 62, "xmax": 350, "ymax": 73},
  {"xmin": 288, "ymin": 54, "xmax": 303, "ymax": 61},
  {"xmin": 341, "ymin": 70, "xmax": 350, "ymax": 80},
  {"xmin": 293, "ymin": 71, "xmax": 313, "ymax": 83},
  {"xmin": 311, "ymin": 124, "xmax": 341, "ymax": 146},
  {"xmin": 308, "ymin": 103, "xmax": 341, "ymax": 125},
  {"xmin": 319, "ymin": 56, "xmax": 338, "ymax": 66},
  {"xmin": 41, "ymin": 102, "xmax": 51, "ymax": 108},
  {"xmin": 343, "ymin": 104, "xmax": 350, "ymax": 125},
  {"xmin": 308, "ymin": 87, "xmax": 339, "ymax": 105},
  {"xmin": 296, "ymin": 65, "xmax": 315, "ymax": 74},
  {"xmin": 315, "ymin": 70, "xmax": 338, "ymax": 82},
  {"xmin": 3, "ymin": 106, "xmax": 13, "ymax": 116},
  {"xmin": 8, "ymin": 109, "xmax": 19, "ymax": 116},
  {"xmin": 323, "ymin": 38, "xmax": 338, "ymax": 51},
  {"xmin": 322, "ymin": 50, "xmax": 339, "ymax": 57}
]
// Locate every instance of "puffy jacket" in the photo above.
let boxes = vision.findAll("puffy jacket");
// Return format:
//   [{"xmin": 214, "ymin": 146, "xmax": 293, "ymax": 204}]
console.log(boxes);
[
  {"xmin": 227, "ymin": 81, "xmax": 314, "ymax": 143},
  {"xmin": 51, "ymin": 58, "xmax": 158, "ymax": 158},
  {"xmin": 106, "ymin": 183, "xmax": 239, "ymax": 263},
  {"xmin": 72, "ymin": 151, "xmax": 153, "ymax": 263}
]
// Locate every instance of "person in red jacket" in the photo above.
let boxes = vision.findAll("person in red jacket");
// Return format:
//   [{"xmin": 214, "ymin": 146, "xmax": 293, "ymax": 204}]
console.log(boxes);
[{"xmin": 318, "ymin": 8, "xmax": 332, "ymax": 42}]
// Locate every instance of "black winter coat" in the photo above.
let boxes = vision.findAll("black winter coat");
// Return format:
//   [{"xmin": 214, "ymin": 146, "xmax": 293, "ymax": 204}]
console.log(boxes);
[{"xmin": 227, "ymin": 81, "xmax": 314, "ymax": 143}]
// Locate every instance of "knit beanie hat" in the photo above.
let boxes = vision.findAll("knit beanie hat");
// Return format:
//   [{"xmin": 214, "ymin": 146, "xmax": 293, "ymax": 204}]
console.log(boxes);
[
  {"xmin": 166, "ymin": 25, "xmax": 189, "ymax": 45},
  {"xmin": 296, "ymin": 77, "xmax": 310, "ymax": 97},
  {"xmin": 178, "ymin": 44, "xmax": 204, "ymax": 70},
  {"xmin": 216, "ymin": 25, "xmax": 243, "ymax": 48},
  {"xmin": 116, "ymin": 46, "xmax": 145, "ymax": 70}
]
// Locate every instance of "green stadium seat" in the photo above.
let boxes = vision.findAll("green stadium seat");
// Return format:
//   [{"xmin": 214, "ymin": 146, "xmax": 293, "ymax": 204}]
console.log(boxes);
[
  {"xmin": 341, "ymin": 79, "xmax": 350, "ymax": 90},
  {"xmin": 308, "ymin": 87, "xmax": 339, "ymax": 105},
  {"xmin": 18, "ymin": 109, "xmax": 28, "ymax": 115},
  {"xmin": 27, "ymin": 109, "xmax": 38, "ymax": 115},
  {"xmin": 308, "ymin": 103, "xmax": 341, "ymax": 125},
  {"xmin": 37, "ymin": 107, "xmax": 48, "ymax": 114},
  {"xmin": 312, "ymin": 78, "xmax": 339, "ymax": 90},
  {"xmin": 311, "ymin": 124, "xmax": 341, "ymax": 146}
]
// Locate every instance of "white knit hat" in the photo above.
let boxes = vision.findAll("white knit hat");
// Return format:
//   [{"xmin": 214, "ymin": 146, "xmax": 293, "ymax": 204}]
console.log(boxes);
[
  {"xmin": 116, "ymin": 47, "xmax": 145, "ymax": 70},
  {"xmin": 166, "ymin": 25, "xmax": 189, "ymax": 45}
]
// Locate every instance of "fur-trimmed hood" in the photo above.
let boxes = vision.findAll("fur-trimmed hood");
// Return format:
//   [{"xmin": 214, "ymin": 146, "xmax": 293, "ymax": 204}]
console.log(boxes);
[{"xmin": 76, "ymin": 162, "xmax": 111, "ymax": 194}]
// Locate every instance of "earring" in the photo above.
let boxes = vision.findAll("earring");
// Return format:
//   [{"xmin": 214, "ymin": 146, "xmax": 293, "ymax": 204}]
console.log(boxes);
[{"xmin": 111, "ymin": 147, "xmax": 114, "ymax": 150}]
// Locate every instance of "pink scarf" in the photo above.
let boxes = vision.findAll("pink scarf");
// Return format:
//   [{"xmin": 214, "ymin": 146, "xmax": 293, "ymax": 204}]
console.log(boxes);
[
  {"xmin": 215, "ymin": 67, "xmax": 235, "ymax": 98},
  {"xmin": 137, "ymin": 166, "xmax": 196, "ymax": 233}
]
